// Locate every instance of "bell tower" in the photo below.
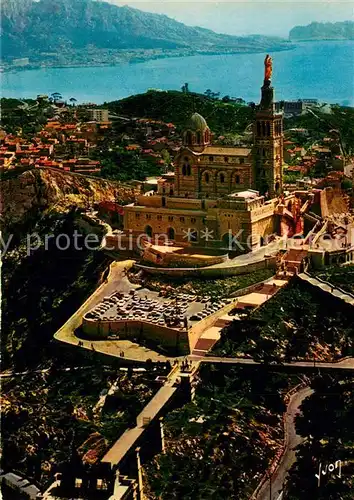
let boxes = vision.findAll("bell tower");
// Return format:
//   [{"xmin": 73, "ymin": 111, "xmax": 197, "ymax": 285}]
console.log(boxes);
[{"xmin": 253, "ymin": 55, "xmax": 284, "ymax": 197}]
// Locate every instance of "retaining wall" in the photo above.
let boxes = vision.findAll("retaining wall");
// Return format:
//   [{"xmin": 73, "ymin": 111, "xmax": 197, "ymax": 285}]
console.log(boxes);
[
  {"xmin": 135, "ymin": 256, "xmax": 276, "ymax": 279},
  {"xmin": 82, "ymin": 318, "xmax": 189, "ymax": 355}
]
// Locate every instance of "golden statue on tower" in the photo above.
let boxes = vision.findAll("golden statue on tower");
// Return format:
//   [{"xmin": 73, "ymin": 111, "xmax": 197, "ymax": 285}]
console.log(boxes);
[{"xmin": 264, "ymin": 54, "xmax": 272, "ymax": 81}]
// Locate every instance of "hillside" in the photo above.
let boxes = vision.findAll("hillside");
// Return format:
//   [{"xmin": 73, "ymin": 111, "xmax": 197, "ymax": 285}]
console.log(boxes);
[
  {"xmin": 107, "ymin": 90, "xmax": 255, "ymax": 136},
  {"xmin": 1, "ymin": 168, "xmax": 138, "ymax": 369},
  {"xmin": 289, "ymin": 21, "xmax": 354, "ymax": 41},
  {"xmin": 1, "ymin": 167, "xmax": 137, "ymax": 231},
  {"xmin": 2, "ymin": 0, "xmax": 291, "ymax": 66}
]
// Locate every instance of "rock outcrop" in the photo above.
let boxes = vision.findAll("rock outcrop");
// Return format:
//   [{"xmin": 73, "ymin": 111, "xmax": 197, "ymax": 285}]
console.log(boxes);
[{"xmin": 1, "ymin": 168, "xmax": 138, "ymax": 230}]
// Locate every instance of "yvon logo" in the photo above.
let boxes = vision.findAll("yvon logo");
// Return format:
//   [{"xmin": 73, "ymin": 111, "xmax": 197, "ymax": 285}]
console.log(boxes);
[{"xmin": 315, "ymin": 460, "xmax": 342, "ymax": 487}]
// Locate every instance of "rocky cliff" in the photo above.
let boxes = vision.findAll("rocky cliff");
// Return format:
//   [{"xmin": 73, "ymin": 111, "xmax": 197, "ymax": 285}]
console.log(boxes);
[{"xmin": 1, "ymin": 168, "xmax": 138, "ymax": 231}]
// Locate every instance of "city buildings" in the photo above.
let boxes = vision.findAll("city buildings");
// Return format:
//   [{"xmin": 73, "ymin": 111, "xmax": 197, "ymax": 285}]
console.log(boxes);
[{"xmin": 87, "ymin": 108, "xmax": 110, "ymax": 122}]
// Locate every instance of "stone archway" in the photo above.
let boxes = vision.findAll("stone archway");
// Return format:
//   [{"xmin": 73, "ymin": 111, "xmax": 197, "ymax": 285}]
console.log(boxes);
[
  {"xmin": 145, "ymin": 225, "xmax": 153, "ymax": 238},
  {"xmin": 167, "ymin": 227, "xmax": 175, "ymax": 240}
]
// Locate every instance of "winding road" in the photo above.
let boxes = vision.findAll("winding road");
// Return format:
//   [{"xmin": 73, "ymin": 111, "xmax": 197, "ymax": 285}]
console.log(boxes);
[{"xmin": 256, "ymin": 386, "xmax": 313, "ymax": 500}]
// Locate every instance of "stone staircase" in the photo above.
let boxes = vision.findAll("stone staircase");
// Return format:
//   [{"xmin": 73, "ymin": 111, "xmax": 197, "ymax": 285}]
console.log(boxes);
[{"xmin": 280, "ymin": 248, "xmax": 308, "ymax": 276}]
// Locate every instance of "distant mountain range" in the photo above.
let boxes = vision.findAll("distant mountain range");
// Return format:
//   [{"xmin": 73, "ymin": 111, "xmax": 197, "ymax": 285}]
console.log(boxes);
[
  {"xmin": 290, "ymin": 21, "xmax": 354, "ymax": 41},
  {"xmin": 2, "ymin": 0, "xmax": 291, "ymax": 67}
]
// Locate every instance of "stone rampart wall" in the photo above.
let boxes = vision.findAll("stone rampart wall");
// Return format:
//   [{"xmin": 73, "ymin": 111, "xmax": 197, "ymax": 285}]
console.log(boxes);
[
  {"xmin": 135, "ymin": 256, "xmax": 276, "ymax": 279},
  {"xmin": 82, "ymin": 318, "xmax": 189, "ymax": 355}
]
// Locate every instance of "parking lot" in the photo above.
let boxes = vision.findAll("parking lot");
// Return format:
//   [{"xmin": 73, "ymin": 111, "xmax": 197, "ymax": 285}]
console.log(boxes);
[{"xmin": 84, "ymin": 287, "xmax": 233, "ymax": 331}]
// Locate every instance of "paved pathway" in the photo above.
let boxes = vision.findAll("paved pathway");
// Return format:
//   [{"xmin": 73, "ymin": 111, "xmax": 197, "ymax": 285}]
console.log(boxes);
[
  {"xmin": 191, "ymin": 277, "xmax": 288, "ymax": 356},
  {"xmin": 54, "ymin": 259, "xmax": 181, "ymax": 361},
  {"xmin": 53, "ymin": 260, "xmax": 170, "ymax": 361},
  {"xmin": 192, "ymin": 355, "xmax": 354, "ymax": 371},
  {"xmin": 298, "ymin": 272, "xmax": 354, "ymax": 307},
  {"xmin": 256, "ymin": 387, "xmax": 313, "ymax": 500},
  {"xmin": 52, "ymin": 260, "xmax": 354, "ymax": 370},
  {"xmin": 102, "ymin": 363, "xmax": 184, "ymax": 466},
  {"xmin": 0, "ymin": 365, "xmax": 147, "ymax": 379},
  {"xmin": 0, "ymin": 366, "xmax": 80, "ymax": 379},
  {"xmin": 136, "ymin": 239, "xmax": 282, "ymax": 277}
]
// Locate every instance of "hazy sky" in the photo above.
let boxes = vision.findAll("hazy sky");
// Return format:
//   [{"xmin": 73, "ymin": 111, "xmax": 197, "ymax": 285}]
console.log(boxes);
[{"xmin": 107, "ymin": 0, "xmax": 353, "ymax": 37}]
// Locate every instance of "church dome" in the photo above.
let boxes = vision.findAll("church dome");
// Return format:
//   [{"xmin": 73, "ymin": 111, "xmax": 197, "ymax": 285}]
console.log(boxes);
[
  {"xmin": 183, "ymin": 112, "xmax": 211, "ymax": 149},
  {"xmin": 186, "ymin": 113, "xmax": 209, "ymax": 132}
]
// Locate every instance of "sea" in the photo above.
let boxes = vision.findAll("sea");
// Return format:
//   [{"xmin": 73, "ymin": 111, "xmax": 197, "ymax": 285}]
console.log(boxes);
[{"xmin": 1, "ymin": 41, "xmax": 354, "ymax": 106}]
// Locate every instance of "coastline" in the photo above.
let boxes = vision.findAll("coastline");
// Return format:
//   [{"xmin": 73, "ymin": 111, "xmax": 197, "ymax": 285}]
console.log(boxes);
[
  {"xmin": 2, "ymin": 40, "xmax": 353, "ymax": 107},
  {"xmin": 1, "ymin": 45, "xmax": 295, "ymax": 74},
  {"xmin": 289, "ymin": 37, "xmax": 354, "ymax": 42},
  {"xmin": 4, "ymin": 38, "xmax": 354, "ymax": 75}
]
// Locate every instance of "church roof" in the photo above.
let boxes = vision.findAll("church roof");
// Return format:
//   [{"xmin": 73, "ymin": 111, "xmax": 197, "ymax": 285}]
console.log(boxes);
[{"xmin": 186, "ymin": 113, "xmax": 209, "ymax": 132}]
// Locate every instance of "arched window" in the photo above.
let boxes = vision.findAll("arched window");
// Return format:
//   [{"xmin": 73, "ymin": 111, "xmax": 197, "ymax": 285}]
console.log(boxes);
[
  {"xmin": 205, "ymin": 172, "xmax": 210, "ymax": 183},
  {"xmin": 196, "ymin": 131, "xmax": 202, "ymax": 143},
  {"xmin": 167, "ymin": 227, "xmax": 175, "ymax": 240},
  {"xmin": 235, "ymin": 175, "xmax": 240, "ymax": 184},
  {"xmin": 186, "ymin": 131, "xmax": 192, "ymax": 144},
  {"xmin": 183, "ymin": 158, "xmax": 191, "ymax": 176},
  {"xmin": 145, "ymin": 225, "xmax": 152, "ymax": 238},
  {"xmin": 219, "ymin": 173, "xmax": 225, "ymax": 183},
  {"xmin": 204, "ymin": 130, "xmax": 210, "ymax": 143}
]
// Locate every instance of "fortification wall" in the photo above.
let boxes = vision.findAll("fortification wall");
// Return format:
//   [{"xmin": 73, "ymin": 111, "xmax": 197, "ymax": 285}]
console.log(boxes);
[
  {"xmin": 82, "ymin": 318, "xmax": 189, "ymax": 355},
  {"xmin": 143, "ymin": 248, "xmax": 228, "ymax": 267},
  {"xmin": 135, "ymin": 256, "xmax": 276, "ymax": 279}
]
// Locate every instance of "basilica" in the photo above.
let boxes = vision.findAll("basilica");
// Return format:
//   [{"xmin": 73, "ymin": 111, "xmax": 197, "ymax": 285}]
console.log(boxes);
[{"xmin": 122, "ymin": 56, "xmax": 285, "ymax": 251}]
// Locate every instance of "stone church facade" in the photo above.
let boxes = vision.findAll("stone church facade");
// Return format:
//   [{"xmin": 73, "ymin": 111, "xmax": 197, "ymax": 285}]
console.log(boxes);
[{"xmin": 123, "ymin": 67, "xmax": 284, "ymax": 251}]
